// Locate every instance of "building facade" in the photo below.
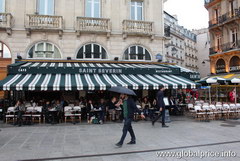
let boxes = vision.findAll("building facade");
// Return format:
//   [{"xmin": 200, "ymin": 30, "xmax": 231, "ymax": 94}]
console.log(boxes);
[
  {"xmin": 205, "ymin": 0, "xmax": 240, "ymax": 74},
  {"xmin": 164, "ymin": 11, "xmax": 199, "ymax": 72},
  {"xmin": 193, "ymin": 28, "xmax": 211, "ymax": 78},
  {"xmin": 0, "ymin": 0, "xmax": 167, "ymax": 65}
]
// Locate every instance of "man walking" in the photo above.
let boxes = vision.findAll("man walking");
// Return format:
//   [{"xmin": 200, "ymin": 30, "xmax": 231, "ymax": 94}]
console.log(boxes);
[
  {"xmin": 115, "ymin": 94, "xmax": 145, "ymax": 147},
  {"xmin": 152, "ymin": 87, "xmax": 169, "ymax": 127}
]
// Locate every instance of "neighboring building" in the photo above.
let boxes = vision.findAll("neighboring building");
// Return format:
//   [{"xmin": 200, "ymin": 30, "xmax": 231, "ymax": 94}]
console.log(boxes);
[
  {"xmin": 0, "ymin": 0, "xmax": 166, "ymax": 64},
  {"xmin": 164, "ymin": 11, "xmax": 199, "ymax": 72},
  {"xmin": 205, "ymin": 0, "xmax": 240, "ymax": 74},
  {"xmin": 193, "ymin": 28, "xmax": 211, "ymax": 78}
]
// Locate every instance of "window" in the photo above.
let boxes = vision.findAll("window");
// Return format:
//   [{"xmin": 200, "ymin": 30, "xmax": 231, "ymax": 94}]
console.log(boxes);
[
  {"xmin": 215, "ymin": 34, "xmax": 222, "ymax": 51},
  {"xmin": 0, "ymin": 42, "xmax": 11, "ymax": 58},
  {"xmin": 229, "ymin": 0, "xmax": 237, "ymax": 17},
  {"xmin": 123, "ymin": 45, "xmax": 151, "ymax": 61},
  {"xmin": 131, "ymin": 1, "xmax": 143, "ymax": 20},
  {"xmin": 231, "ymin": 28, "xmax": 238, "ymax": 46},
  {"xmin": 38, "ymin": 0, "xmax": 54, "ymax": 15},
  {"xmin": 76, "ymin": 43, "xmax": 107, "ymax": 59},
  {"xmin": 28, "ymin": 42, "xmax": 61, "ymax": 59},
  {"xmin": 85, "ymin": 0, "xmax": 100, "ymax": 18},
  {"xmin": 0, "ymin": 0, "xmax": 5, "ymax": 13}
]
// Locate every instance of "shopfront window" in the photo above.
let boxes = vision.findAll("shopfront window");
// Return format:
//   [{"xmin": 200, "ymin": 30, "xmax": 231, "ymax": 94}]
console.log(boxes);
[
  {"xmin": 123, "ymin": 45, "xmax": 151, "ymax": 61},
  {"xmin": 28, "ymin": 42, "xmax": 61, "ymax": 59},
  {"xmin": 131, "ymin": 1, "xmax": 143, "ymax": 20},
  {"xmin": 85, "ymin": 0, "xmax": 101, "ymax": 18},
  {"xmin": 76, "ymin": 43, "xmax": 108, "ymax": 59},
  {"xmin": 0, "ymin": 42, "xmax": 11, "ymax": 58},
  {"xmin": 216, "ymin": 59, "xmax": 226, "ymax": 73},
  {"xmin": 38, "ymin": 0, "xmax": 55, "ymax": 15},
  {"xmin": 0, "ymin": 0, "xmax": 5, "ymax": 13},
  {"xmin": 229, "ymin": 56, "xmax": 240, "ymax": 72}
]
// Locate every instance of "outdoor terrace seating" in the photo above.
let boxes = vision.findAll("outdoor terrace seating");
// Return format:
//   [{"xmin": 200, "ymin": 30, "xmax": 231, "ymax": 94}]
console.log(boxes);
[{"xmin": 188, "ymin": 101, "xmax": 240, "ymax": 121}]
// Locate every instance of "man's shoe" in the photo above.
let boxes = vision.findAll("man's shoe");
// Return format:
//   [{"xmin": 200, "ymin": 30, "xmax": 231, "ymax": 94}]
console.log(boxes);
[
  {"xmin": 115, "ymin": 142, "xmax": 122, "ymax": 148},
  {"xmin": 152, "ymin": 121, "xmax": 155, "ymax": 126},
  {"xmin": 127, "ymin": 141, "xmax": 136, "ymax": 145},
  {"xmin": 162, "ymin": 125, "xmax": 169, "ymax": 128}
]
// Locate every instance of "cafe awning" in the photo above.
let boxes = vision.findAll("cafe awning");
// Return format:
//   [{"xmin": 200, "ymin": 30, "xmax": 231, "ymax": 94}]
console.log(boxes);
[
  {"xmin": 197, "ymin": 74, "xmax": 240, "ymax": 85},
  {"xmin": 0, "ymin": 60, "xmax": 200, "ymax": 91}
]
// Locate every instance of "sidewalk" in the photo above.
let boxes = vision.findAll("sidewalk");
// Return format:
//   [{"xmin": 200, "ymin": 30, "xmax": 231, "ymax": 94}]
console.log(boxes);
[{"xmin": 0, "ymin": 116, "xmax": 240, "ymax": 161}]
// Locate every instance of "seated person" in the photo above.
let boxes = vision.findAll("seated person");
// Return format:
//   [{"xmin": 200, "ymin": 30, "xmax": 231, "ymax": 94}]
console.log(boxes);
[
  {"xmin": 169, "ymin": 96, "xmax": 181, "ymax": 115},
  {"xmin": 96, "ymin": 98, "xmax": 106, "ymax": 124},
  {"xmin": 14, "ymin": 99, "xmax": 26, "ymax": 126},
  {"xmin": 107, "ymin": 97, "xmax": 118, "ymax": 121},
  {"xmin": 141, "ymin": 97, "xmax": 151, "ymax": 118}
]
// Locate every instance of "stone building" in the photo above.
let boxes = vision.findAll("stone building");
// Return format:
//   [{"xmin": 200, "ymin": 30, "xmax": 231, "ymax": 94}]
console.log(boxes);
[
  {"xmin": 0, "ymin": 0, "xmax": 167, "ymax": 67},
  {"xmin": 205, "ymin": 0, "xmax": 240, "ymax": 74},
  {"xmin": 193, "ymin": 28, "xmax": 211, "ymax": 78},
  {"xmin": 164, "ymin": 11, "xmax": 199, "ymax": 72}
]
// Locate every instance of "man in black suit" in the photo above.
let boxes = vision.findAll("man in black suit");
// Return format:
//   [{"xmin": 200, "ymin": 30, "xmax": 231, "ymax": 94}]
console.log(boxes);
[
  {"xmin": 115, "ymin": 94, "xmax": 145, "ymax": 147},
  {"xmin": 152, "ymin": 87, "xmax": 169, "ymax": 127}
]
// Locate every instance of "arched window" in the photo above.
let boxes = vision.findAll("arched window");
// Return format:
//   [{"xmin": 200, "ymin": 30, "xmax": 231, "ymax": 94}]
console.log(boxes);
[
  {"xmin": 123, "ymin": 45, "xmax": 151, "ymax": 61},
  {"xmin": 216, "ymin": 59, "xmax": 226, "ymax": 73},
  {"xmin": 76, "ymin": 43, "xmax": 108, "ymax": 59},
  {"xmin": 0, "ymin": 42, "xmax": 11, "ymax": 58},
  {"xmin": 28, "ymin": 42, "xmax": 61, "ymax": 59},
  {"xmin": 229, "ymin": 56, "xmax": 240, "ymax": 72}
]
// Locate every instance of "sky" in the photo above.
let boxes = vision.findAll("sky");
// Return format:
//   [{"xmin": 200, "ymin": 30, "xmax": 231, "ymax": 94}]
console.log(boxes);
[{"xmin": 164, "ymin": 0, "xmax": 209, "ymax": 30}]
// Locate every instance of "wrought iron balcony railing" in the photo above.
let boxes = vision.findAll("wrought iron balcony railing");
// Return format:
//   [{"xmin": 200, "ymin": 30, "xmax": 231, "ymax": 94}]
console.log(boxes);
[
  {"xmin": 76, "ymin": 17, "xmax": 111, "ymax": 34},
  {"xmin": 209, "ymin": 40, "xmax": 240, "ymax": 55},
  {"xmin": 209, "ymin": 9, "xmax": 240, "ymax": 28},
  {"xmin": 25, "ymin": 14, "xmax": 63, "ymax": 30},
  {"xmin": 122, "ymin": 20, "xmax": 153, "ymax": 36}
]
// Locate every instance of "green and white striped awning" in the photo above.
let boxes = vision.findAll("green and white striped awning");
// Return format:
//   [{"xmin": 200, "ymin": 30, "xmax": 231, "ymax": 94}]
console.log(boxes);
[
  {"xmin": 0, "ymin": 61, "xmax": 200, "ymax": 91},
  {"xmin": 0, "ymin": 74, "xmax": 198, "ymax": 91}
]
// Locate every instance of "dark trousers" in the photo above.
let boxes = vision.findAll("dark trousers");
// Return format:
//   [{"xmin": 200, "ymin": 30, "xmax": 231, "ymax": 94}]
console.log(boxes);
[
  {"xmin": 16, "ymin": 111, "xmax": 24, "ymax": 125},
  {"xmin": 152, "ymin": 108, "xmax": 165, "ymax": 125},
  {"xmin": 119, "ymin": 118, "xmax": 136, "ymax": 144}
]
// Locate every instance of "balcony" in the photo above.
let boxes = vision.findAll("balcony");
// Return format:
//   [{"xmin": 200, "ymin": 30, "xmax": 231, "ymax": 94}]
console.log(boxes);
[
  {"xmin": 25, "ymin": 14, "xmax": 63, "ymax": 35},
  {"xmin": 122, "ymin": 20, "xmax": 154, "ymax": 38},
  {"xmin": 204, "ymin": 0, "xmax": 221, "ymax": 9},
  {"xmin": 0, "ymin": 13, "xmax": 13, "ymax": 35},
  {"xmin": 209, "ymin": 40, "xmax": 240, "ymax": 55},
  {"xmin": 209, "ymin": 9, "xmax": 240, "ymax": 29},
  {"xmin": 76, "ymin": 17, "xmax": 111, "ymax": 36}
]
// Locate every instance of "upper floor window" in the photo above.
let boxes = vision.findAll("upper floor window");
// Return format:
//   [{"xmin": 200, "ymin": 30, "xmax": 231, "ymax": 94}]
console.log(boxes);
[
  {"xmin": 123, "ymin": 45, "xmax": 151, "ymax": 61},
  {"xmin": 85, "ymin": 0, "xmax": 101, "ymax": 18},
  {"xmin": 229, "ymin": 0, "xmax": 237, "ymax": 16},
  {"xmin": 0, "ymin": 0, "xmax": 5, "ymax": 12},
  {"xmin": 76, "ymin": 43, "xmax": 108, "ymax": 59},
  {"xmin": 231, "ymin": 28, "xmax": 238, "ymax": 46},
  {"xmin": 38, "ymin": 0, "xmax": 54, "ymax": 15},
  {"xmin": 28, "ymin": 42, "xmax": 61, "ymax": 59},
  {"xmin": 215, "ymin": 34, "xmax": 222, "ymax": 50},
  {"xmin": 131, "ymin": 1, "xmax": 143, "ymax": 20},
  {"xmin": 0, "ymin": 42, "xmax": 11, "ymax": 58}
]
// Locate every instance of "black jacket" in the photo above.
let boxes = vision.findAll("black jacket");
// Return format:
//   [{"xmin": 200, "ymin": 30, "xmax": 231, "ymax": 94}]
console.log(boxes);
[
  {"xmin": 156, "ymin": 90, "xmax": 165, "ymax": 108},
  {"xmin": 125, "ymin": 97, "xmax": 142, "ymax": 119}
]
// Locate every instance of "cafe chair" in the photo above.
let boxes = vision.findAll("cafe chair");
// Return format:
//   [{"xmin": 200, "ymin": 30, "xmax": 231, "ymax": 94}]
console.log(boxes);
[
  {"xmin": 32, "ymin": 106, "xmax": 43, "ymax": 124},
  {"xmin": 73, "ymin": 106, "xmax": 81, "ymax": 123},
  {"xmin": 194, "ymin": 105, "xmax": 205, "ymax": 121},
  {"xmin": 64, "ymin": 106, "xmax": 74, "ymax": 123},
  {"xmin": 5, "ymin": 107, "xmax": 16, "ymax": 124}
]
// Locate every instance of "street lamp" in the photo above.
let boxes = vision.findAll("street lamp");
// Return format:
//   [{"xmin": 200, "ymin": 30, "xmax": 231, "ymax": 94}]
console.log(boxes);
[{"xmin": 202, "ymin": 59, "xmax": 210, "ymax": 65}]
